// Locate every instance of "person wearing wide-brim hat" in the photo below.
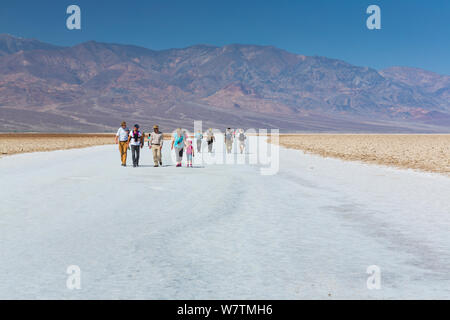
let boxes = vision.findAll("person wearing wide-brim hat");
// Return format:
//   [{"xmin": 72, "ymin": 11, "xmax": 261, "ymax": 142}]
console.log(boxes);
[
  {"xmin": 115, "ymin": 121, "xmax": 130, "ymax": 167},
  {"xmin": 149, "ymin": 124, "xmax": 164, "ymax": 167}
]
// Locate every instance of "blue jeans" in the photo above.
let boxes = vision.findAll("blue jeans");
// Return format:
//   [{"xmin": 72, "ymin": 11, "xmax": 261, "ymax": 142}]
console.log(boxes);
[{"xmin": 131, "ymin": 145, "xmax": 141, "ymax": 166}]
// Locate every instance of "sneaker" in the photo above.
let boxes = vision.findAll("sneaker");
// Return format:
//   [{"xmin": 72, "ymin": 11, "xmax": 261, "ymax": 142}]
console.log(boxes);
[
  {"xmin": 160, "ymin": 161, "xmax": 163, "ymax": 166},
  {"xmin": 154, "ymin": 165, "xmax": 159, "ymax": 167},
  {"xmin": 176, "ymin": 163, "xmax": 181, "ymax": 167}
]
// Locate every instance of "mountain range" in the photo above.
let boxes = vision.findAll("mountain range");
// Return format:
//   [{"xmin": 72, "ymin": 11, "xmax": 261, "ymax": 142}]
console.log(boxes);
[{"xmin": 0, "ymin": 34, "xmax": 449, "ymax": 132}]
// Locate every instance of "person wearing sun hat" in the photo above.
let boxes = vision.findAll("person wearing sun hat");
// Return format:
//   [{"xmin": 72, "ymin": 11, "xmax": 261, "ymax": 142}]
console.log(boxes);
[{"xmin": 149, "ymin": 124, "xmax": 164, "ymax": 167}]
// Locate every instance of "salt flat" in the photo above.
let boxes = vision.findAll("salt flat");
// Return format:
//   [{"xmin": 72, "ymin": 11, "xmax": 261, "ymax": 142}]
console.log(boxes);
[{"xmin": 0, "ymin": 139, "xmax": 449, "ymax": 299}]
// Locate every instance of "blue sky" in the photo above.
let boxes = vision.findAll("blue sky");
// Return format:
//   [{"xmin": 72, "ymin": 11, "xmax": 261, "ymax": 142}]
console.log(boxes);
[{"xmin": 1, "ymin": 0, "xmax": 449, "ymax": 74}]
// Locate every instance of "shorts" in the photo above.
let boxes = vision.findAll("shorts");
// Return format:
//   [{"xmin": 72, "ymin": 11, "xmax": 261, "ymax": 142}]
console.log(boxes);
[{"xmin": 175, "ymin": 147, "xmax": 184, "ymax": 162}]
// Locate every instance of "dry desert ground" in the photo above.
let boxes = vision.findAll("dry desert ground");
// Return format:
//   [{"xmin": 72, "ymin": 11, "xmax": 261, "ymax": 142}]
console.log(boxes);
[
  {"xmin": 0, "ymin": 134, "xmax": 115, "ymax": 157},
  {"xmin": 0, "ymin": 133, "xmax": 176, "ymax": 157},
  {"xmin": 273, "ymin": 134, "xmax": 450, "ymax": 176}
]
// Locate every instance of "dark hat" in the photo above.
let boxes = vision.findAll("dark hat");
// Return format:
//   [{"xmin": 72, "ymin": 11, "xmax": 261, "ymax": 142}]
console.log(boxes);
[{"xmin": 134, "ymin": 124, "xmax": 140, "ymax": 128}]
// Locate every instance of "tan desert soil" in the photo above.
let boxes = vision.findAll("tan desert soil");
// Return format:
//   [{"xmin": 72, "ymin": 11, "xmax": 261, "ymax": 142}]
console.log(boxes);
[
  {"xmin": 272, "ymin": 134, "xmax": 450, "ymax": 176},
  {"xmin": 0, "ymin": 134, "xmax": 117, "ymax": 157},
  {"xmin": 0, "ymin": 133, "xmax": 175, "ymax": 157}
]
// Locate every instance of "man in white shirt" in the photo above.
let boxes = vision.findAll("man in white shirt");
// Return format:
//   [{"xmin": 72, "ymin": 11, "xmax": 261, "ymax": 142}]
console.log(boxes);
[{"xmin": 115, "ymin": 121, "xmax": 130, "ymax": 167}]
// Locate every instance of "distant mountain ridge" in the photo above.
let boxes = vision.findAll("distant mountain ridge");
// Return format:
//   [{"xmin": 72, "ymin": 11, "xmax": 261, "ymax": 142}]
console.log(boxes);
[
  {"xmin": 0, "ymin": 34, "xmax": 448, "ymax": 132},
  {"xmin": 0, "ymin": 34, "xmax": 61, "ymax": 56}
]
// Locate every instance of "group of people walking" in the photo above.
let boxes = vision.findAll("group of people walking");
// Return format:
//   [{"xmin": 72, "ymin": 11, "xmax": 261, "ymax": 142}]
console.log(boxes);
[
  {"xmin": 195, "ymin": 128, "xmax": 217, "ymax": 154},
  {"xmin": 115, "ymin": 122, "xmax": 247, "ymax": 168},
  {"xmin": 115, "ymin": 122, "xmax": 163, "ymax": 168}
]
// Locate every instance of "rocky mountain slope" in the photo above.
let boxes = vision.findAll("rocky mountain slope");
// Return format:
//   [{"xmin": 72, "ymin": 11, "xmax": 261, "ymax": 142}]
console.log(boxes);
[{"xmin": 0, "ymin": 35, "xmax": 448, "ymax": 132}]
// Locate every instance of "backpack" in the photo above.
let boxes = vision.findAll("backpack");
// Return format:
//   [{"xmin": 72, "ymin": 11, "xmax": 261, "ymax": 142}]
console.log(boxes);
[{"xmin": 131, "ymin": 130, "xmax": 141, "ymax": 143}]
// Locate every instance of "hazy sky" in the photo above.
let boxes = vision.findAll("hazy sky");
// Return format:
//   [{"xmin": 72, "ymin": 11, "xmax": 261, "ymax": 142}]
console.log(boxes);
[{"xmin": 1, "ymin": 0, "xmax": 449, "ymax": 74}]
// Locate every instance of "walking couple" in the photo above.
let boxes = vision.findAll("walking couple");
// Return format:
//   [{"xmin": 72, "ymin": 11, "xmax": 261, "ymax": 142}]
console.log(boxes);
[{"xmin": 193, "ymin": 128, "xmax": 215, "ymax": 154}]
